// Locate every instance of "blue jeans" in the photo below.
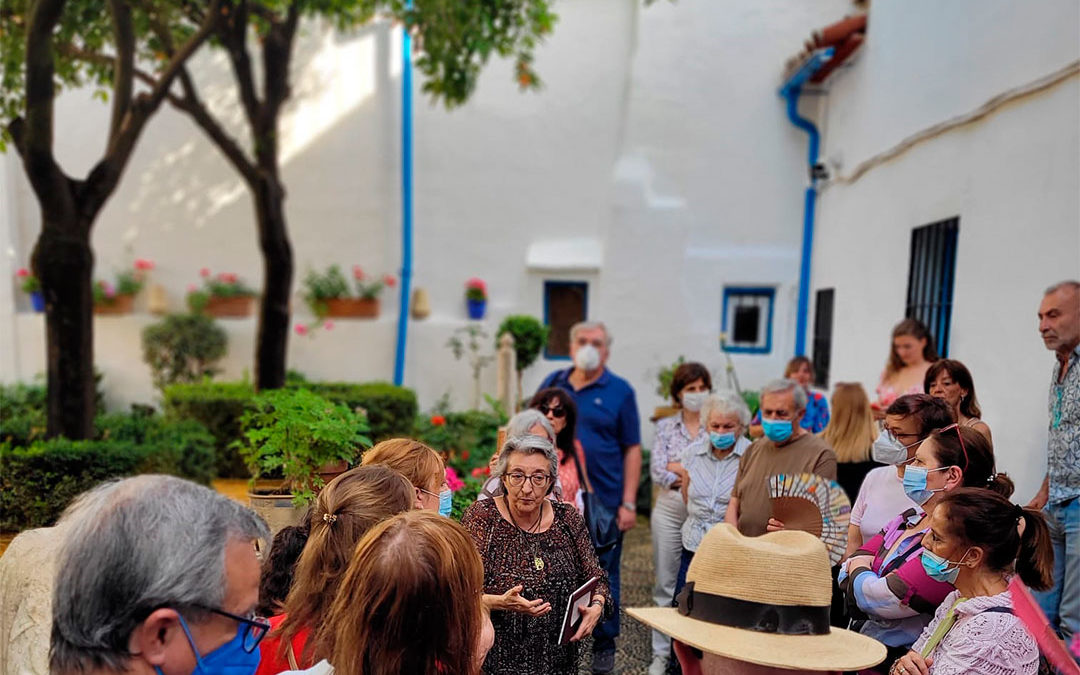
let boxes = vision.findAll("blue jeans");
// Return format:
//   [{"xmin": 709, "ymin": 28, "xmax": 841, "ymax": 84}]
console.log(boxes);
[
  {"xmin": 1036, "ymin": 496, "xmax": 1080, "ymax": 655},
  {"xmin": 593, "ymin": 535, "xmax": 623, "ymax": 654}
]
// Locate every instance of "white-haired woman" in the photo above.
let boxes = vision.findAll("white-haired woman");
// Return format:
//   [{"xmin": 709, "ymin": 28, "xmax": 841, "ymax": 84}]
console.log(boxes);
[
  {"xmin": 478, "ymin": 409, "xmax": 561, "ymax": 502},
  {"xmin": 673, "ymin": 391, "xmax": 751, "ymax": 599},
  {"xmin": 462, "ymin": 435, "xmax": 611, "ymax": 674}
]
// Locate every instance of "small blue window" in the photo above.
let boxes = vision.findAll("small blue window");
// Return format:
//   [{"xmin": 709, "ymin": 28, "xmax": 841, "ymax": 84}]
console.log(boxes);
[
  {"xmin": 543, "ymin": 281, "xmax": 588, "ymax": 360},
  {"xmin": 722, "ymin": 287, "xmax": 775, "ymax": 354}
]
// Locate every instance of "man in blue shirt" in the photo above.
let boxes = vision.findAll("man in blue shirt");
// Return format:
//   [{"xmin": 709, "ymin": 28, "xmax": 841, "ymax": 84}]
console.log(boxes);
[{"xmin": 539, "ymin": 321, "xmax": 641, "ymax": 674}]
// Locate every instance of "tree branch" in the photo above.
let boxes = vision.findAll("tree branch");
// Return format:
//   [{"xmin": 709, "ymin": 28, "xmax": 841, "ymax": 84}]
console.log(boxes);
[
  {"xmin": 222, "ymin": 0, "xmax": 263, "ymax": 132},
  {"xmin": 21, "ymin": 0, "xmax": 71, "ymax": 213},
  {"xmin": 106, "ymin": 0, "xmax": 135, "ymax": 142}
]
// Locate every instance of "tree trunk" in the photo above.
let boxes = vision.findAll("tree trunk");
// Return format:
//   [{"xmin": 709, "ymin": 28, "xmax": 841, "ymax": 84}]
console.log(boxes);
[
  {"xmin": 253, "ymin": 173, "xmax": 292, "ymax": 391},
  {"xmin": 34, "ymin": 216, "xmax": 96, "ymax": 439}
]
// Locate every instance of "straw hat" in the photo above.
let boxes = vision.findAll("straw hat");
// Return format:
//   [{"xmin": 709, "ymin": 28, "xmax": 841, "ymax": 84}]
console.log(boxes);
[{"xmin": 628, "ymin": 524, "xmax": 886, "ymax": 671}]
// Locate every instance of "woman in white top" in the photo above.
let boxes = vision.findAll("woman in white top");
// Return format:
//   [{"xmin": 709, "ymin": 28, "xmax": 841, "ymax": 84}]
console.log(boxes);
[
  {"xmin": 847, "ymin": 394, "xmax": 953, "ymax": 558},
  {"xmin": 924, "ymin": 359, "xmax": 992, "ymax": 442},
  {"xmin": 873, "ymin": 319, "xmax": 938, "ymax": 418}
]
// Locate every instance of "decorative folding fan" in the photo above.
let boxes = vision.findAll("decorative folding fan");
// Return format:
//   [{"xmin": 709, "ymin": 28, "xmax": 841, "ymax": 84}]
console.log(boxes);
[{"xmin": 768, "ymin": 473, "xmax": 850, "ymax": 565}]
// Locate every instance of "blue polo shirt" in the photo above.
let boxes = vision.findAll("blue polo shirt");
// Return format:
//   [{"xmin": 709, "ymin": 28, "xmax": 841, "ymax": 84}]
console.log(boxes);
[{"xmin": 539, "ymin": 367, "xmax": 641, "ymax": 508}]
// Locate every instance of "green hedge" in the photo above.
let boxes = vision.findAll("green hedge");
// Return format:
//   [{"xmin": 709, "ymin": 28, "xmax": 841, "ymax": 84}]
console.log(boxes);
[
  {"xmin": 0, "ymin": 430, "xmax": 215, "ymax": 531},
  {"xmin": 415, "ymin": 409, "xmax": 503, "ymax": 477},
  {"xmin": 163, "ymin": 381, "xmax": 417, "ymax": 478}
]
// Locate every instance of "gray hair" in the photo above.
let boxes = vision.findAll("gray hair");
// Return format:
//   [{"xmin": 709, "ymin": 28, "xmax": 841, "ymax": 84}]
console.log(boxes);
[
  {"xmin": 505, "ymin": 409, "xmax": 555, "ymax": 443},
  {"xmin": 493, "ymin": 434, "xmax": 559, "ymax": 483},
  {"xmin": 701, "ymin": 390, "xmax": 752, "ymax": 427},
  {"xmin": 761, "ymin": 378, "xmax": 808, "ymax": 412},
  {"xmin": 1045, "ymin": 280, "xmax": 1080, "ymax": 296},
  {"xmin": 569, "ymin": 321, "xmax": 612, "ymax": 347},
  {"xmin": 50, "ymin": 475, "xmax": 269, "ymax": 673}
]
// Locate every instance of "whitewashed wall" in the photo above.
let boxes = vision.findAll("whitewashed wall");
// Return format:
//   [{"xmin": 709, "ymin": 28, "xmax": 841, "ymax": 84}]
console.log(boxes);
[{"xmin": 810, "ymin": 0, "xmax": 1080, "ymax": 500}]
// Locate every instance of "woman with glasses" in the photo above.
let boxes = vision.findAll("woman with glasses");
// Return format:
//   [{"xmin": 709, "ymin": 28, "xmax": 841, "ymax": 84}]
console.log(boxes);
[
  {"xmin": 256, "ymin": 465, "xmax": 415, "ymax": 675},
  {"xmin": 462, "ymin": 435, "xmax": 611, "ymax": 674},
  {"xmin": 362, "ymin": 438, "xmax": 452, "ymax": 514},
  {"xmin": 839, "ymin": 425, "xmax": 1012, "ymax": 674},
  {"xmin": 529, "ymin": 387, "xmax": 588, "ymax": 513}
]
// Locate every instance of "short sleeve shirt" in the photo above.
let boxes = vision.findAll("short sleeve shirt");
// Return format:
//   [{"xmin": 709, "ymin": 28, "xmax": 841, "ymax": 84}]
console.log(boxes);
[
  {"xmin": 1048, "ymin": 344, "xmax": 1080, "ymax": 504},
  {"xmin": 540, "ymin": 367, "xmax": 641, "ymax": 508},
  {"xmin": 732, "ymin": 433, "xmax": 837, "ymax": 536}
]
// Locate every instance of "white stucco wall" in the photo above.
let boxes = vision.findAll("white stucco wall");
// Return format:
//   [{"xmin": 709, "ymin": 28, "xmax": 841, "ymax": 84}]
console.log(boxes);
[{"xmin": 810, "ymin": 0, "xmax": 1080, "ymax": 500}]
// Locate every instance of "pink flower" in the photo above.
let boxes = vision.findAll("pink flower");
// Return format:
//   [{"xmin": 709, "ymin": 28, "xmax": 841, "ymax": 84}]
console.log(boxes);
[
  {"xmin": 383, "ymin": 274, "xmax": 397, "ymax": 287},
  {"xmin": 294, "ymin": 324, "xmax": 309, "ymax": 336},
  {"xmin": 134, "ymin": 258, "xmax": 155, "ymax": 271},
  {"xmin": 445, "ymin": 467, "xmax": 465, "ymax": 492},
  {"xmin": 15, "ymin": 268, "xmax": 29, "ymax": 278},
  {"xmin": 218, "ymin": 272, "xmax": 238, "ymax": 284},
  {"xmin": 465, "ymin": 277, "xmax": 486, "ymax": 292},
  {"xmin": 353, "ymin": 265, "xmax": 365, "ymax": 281},
  {"xmin": 186, "ymin": 284, "xmax": 198, "ymax": 293},
  {"xmin": 103, "ymin": 282, "xmax": 116, "ymax": 299},
  {"xmin": 323, "ymin": 320, "xmax": 334, "ymax": 330},
  {"xmin": 200, "ymin": 267, "xmax": 211, "ymax": 278}
]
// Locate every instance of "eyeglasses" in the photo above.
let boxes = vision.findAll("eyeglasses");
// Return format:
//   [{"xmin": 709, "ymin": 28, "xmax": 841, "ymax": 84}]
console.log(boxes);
[
  {"xmin": 536, "ymin": 404, "xmax": 566, "ymax": 419},
  {"xmin": 505, "ymin": 472, "xmax": 552, "ymax": 488},
  {"xmin": 194, "ymin": 605, "xmax": 270, "ymax": 653},
  {"xmin": 939, "ymin": 423, "xmax": 969, "ymax": 472}
]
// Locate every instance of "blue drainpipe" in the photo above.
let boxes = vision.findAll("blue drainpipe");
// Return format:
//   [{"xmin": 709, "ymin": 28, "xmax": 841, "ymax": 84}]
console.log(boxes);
[
  {"xmin": 393, "ymin": 6, "xmax": 414, "ymax": 387},
  {"xmin": 780, "ymin": 48, "xmax": 832, "ymax": 357}
]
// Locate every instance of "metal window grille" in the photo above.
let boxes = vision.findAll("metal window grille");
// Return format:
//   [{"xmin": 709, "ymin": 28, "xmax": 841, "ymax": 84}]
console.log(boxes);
[
  {"xmin": 722, "ymin": 287, "xmax": 775, "ymax": 354},
  {"xmin": 905, "ymin": 218, "xmax": 959, "ymax": 357},
  {"xmin": 812, "ymin": 288, "xmax": 834, "ymax": 388},
  {"xmin": 543, "ymin": 281, "xmax": 588, "ymax": 359}
]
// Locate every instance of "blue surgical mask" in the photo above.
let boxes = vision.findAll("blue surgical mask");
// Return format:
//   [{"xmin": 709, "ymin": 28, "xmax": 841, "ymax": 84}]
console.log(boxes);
[
  {"xmin": 902, "ymin": 465, "xmax": 950, "ymax": 505},
  {"xmin": 920, "ymin": 548, "xmax": 970, "ymax": 584},
  {"xmin": 438, "ymin": 489, "xmax": 453, "ymax": 518},
  {"xmin": 761, "ymin": 418, "xmax": 793, "ymax": 443},
  {"xmin": 709, "ymin": 431, "xmax": 736, "ymax": 450},
  {"xmin": 158, "ymin": 614, "xmax": 261, "ymax": 675}
]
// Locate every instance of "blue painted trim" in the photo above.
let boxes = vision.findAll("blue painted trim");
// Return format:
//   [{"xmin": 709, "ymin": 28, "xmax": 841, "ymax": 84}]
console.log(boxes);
[
  {"xmin": 542, "ymin": 280, "xmax": 588, "ymax": 361},
  {"xmin": 393, "ymin": 11, "xmax": 414, "ymax": 386},
  {"xmin": 721, "ymin": 287, "xmax": 775, "ymax": 355}
]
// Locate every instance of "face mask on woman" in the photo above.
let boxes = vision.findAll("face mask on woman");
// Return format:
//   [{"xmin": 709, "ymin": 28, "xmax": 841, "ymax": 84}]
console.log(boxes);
[
  {"xmin": 437, "ymin": 489, "xmax": 453, "ymax": 518},
  {"xmin": 902, "ymin": 465, "xmax": 951, "ymax": 505},
  {"xmin": 920, "ymin": 548, "xmax": 971, "ymax": 584},
  {"xmin": 761, "ymin": 418, "xmax": 793, "ymax": 443},
  {"xmin": 573, "ymin": 344, "xmax": 601, "ymax": 372},
  {"xmin": 871, "ymin": 430, "xmax": 920, "ymax": 465},
  {"xmin": 682, "ymin": 392, "xmax": 708, "ymax": 412},
  {"xmin": 709, "ymin": 431, "xmax": 736, "ymax": 450}
]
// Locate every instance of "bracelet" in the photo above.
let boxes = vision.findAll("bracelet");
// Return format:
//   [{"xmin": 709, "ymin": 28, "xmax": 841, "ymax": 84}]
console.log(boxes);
[{"xmin": 620, "ymin": 502, "xmax": 636, "ymax": 512}]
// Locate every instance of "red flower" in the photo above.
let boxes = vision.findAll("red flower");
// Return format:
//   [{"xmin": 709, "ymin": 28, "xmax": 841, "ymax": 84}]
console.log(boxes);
[
  {"xmin": 134, "ymin": 258, "xmax": 155, "ymax": 271},
  {"xmin": 461, "ymin": 450, "xmax": 470, "ymax": 461},
  {"xmin": 15, "ymin": 268, "xmax": 29, "ymax": 278},
  {"xmin": 218, "ymin": 272, "xmax": 238, "ymax": 284},
  {"xmin": 200, "ymin": 267, "xmax": 211, "ymax": 278},
  {"xmin": 383, "ymin": 274, "xmax": 397, "ymax": 287},
  {"xmin": 294, "ymin": 324, "xmax": 309, "ymax": 336},
  {"xmin": 430, "ymin": 415, "xmax": 446, "ymax": 426},
  {"xmin": 471, "ymin": 466, "xmax": 491, "ymax": 478},
  {"xmin": 353, "ymin": 265, "xmax": 365, "ymax": 281},
  {"xmin": 465, "ymin": 277, "xmax": 486, "ymax": 292}
]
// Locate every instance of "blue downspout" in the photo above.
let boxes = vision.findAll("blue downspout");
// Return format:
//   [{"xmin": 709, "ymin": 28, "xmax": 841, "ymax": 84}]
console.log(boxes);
[
  {"xmin": 785, "ymin": 87, "xmax": 819, "ymax": 358},
  {"xmin": 393, "ymin": 8, "xmax": 413, "ymax": 386}
]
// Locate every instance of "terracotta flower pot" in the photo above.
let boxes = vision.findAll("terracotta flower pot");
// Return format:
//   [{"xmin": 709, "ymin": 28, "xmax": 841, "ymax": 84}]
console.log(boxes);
[
  {"xmin": 93, "ymin": 293, "xmax": 135, "ymax": 315},
  {"xmin": 318, "ymin": 460, "xmax": 350, "ymax": 485},
  {"xmin": 248, "ymin": 490, "xmax": 306, "ymax": 536},
  {"xmin": 324, "ymin": 297, "xmax": 379, "ymax": 318},
  {"xmin": 205, "ymin": 295, "xmax": 254, "ymax": 318}
]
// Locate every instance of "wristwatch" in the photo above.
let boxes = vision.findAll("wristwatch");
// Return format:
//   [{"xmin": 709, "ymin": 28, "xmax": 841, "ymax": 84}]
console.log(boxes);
[{"xmin": 620, "ymin": 502, "xmax": 636, "ymax": 512}]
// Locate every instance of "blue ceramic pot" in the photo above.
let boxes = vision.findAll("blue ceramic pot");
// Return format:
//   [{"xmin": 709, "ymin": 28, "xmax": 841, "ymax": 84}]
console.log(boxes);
[
  {"xmin": 466, "ymin": 298, "xmax": 486, "ymax": 320},
  {"xmin": 30, "ymin": 291, "xmax": 45, "ymax": 313}
]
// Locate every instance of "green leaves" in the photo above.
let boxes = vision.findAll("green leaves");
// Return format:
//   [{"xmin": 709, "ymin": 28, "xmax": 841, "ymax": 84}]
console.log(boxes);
[{"xmin": 495, "ymin": 314, "xmax": 549, "ymax": 373}]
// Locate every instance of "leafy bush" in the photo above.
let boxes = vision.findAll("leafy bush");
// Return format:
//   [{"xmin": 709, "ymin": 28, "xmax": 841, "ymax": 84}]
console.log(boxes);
[
  {"xmin": 415, "ymin": 408, "xmax": 504, "ymax": 477},
  {"xmin": 305, "ymin": 382, "xmax": 417, "ymax": 442},
  {"xmin": 495, "ymin": 315, "xmax": 549, "ymax": 374},
  {"xmin": 163, "ymin": 381, "xmax": 257, "ymax": 477},
  {"xmin": 0, "ymin": 382, "xmax": 47, "ymax": 444},
  {"xmin": 142, "ymin": 314, "xmax": 228, "ymax": 390},
  {"xmin": 451, "ymin": 475, "xmax": 484, "ymax": 521},
  {"xmin": 656, "ymin": 355, "xmax": 687, "ymax": 399},
  {"xmin": 95, "ymin": 411, "xmax": 216, "ymax": 485},
  {"xmin": 0, "ymin": 433, "xmax": 215, "ymax": 531},
  {"xmin": 237, "ymin": 388, "xmax": 371, "ymax": 505}
]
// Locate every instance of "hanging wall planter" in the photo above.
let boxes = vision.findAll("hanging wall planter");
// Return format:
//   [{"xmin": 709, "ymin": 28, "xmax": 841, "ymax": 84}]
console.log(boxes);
[
  {"xmin": 203, "ymin": 295, "xmax": 255, "ymax": 318},
  {"xmin": 93, "ymin": 294, "xmax": 135, "ymax": 315},
  {"xmin": 325, "ymin": 297, "xmax": 379, "ymax": 318}
]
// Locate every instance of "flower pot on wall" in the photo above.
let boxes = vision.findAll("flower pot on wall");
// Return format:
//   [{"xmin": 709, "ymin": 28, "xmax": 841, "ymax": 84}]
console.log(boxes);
[
  {"xmin": 466, "ymin": 298, "xmax": 487, "ymax": 320},
  {"xmin": 325, "ymin": 297, "xmax": 379, "ymax": 318},
  {"xmin": 29, "ymin": 291, "xmax": 44, "ymax": 313},
  {"xmin": 205, "ymin": 295, "xmax": 254, "ymax": 318},
  {"xmin": 93, "ymin": 293, "xmax": 135, "ymax": 315}
]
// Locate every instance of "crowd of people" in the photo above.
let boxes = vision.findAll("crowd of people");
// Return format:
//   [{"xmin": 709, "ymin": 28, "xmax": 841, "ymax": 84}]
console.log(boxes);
[{"xmin": 2, "ymin": 281, "xmax": 1076, "ymax": 675}]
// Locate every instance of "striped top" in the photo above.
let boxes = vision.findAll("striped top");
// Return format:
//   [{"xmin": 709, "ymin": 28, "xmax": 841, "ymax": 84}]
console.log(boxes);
[{"xmin": 679, "ymin": 435, "xmax": 749, "ymax": 552}]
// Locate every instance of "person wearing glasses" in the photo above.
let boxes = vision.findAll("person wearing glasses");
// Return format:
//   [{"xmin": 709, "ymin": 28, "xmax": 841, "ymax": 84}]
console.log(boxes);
[
  {"xmin": 838, "ymin": 425, "xmax": 1011, "ymax": 674},
  {"xmin": 477, "ymin": 409, "xmax": 561, "ymax": 502},
  {"xmin": 49, "ymin": 475, "xmax": 271, "ymax": 675},
  {"xmin": 362, "ymin": 438, "xmax": 452, "ymax": 515},
  {"xmin": 256, "ymin": 465, "xmax": 415, "ymax": 675},
  {"xmin": 529, "ymin": 387, "xmax": 589, "ymax": 513},
  {"xmin": 461, "ymin": 435, "xmax": 611, "ymax": 675},
  {"xmin": 847, "ymin": 394, "xmax": 953, "ymax": 558}
]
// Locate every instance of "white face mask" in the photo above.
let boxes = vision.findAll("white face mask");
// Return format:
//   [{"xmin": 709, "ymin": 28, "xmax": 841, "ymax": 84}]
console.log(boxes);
[
  {"xmin": 681, "ymin": 391, "xmax": 708, "ymax": 412},
  {"xmin": 573, "ymin": 344, "xmax": 601, "ymax": 372},
  {"xmin": 871, "ymin": 429, "xmax": 919, "ymax": 465}
]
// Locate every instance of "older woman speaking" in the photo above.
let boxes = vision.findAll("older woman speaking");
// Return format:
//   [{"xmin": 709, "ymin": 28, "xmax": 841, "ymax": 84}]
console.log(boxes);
[{"xmin": 462, "ymin": 435, "xmax": 611, "ymax": 675}]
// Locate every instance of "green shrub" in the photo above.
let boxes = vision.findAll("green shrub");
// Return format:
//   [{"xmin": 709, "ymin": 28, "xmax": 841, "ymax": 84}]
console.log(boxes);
[
  {"xmin": 142, "ymin": 314, "xmax": 228, "ymax": 390},
  {"xmin": 0, "ymin": 434, "xmax": 215, "ymax": 531},
  {"xmin": 163, "ymin": 381, "xmax": 257, "ymax": 477},
  {"xmin": 96, "ymin": 411, "xmax": 216, "ymax": 485},
  {"xmin": 451, "ymin": 475, "xmax": 484, "ymax": 521},
  {"xmin": 415, "ymin": 408, "xmax": 503, "ymax": 477},
  {"xmin": 0, "ymin": 382, "xmax": 47, "ymax": 444},
  {"xmin": 304, "ymin": 382, "xmax": 417, "ymax": 442},
  {"xmin": 495, "ymin": 315, "xmax": 550, "ymax": 374}
]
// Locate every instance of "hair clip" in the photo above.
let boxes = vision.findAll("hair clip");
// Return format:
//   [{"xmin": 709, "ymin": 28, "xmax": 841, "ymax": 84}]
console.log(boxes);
[{"xmin": 322, "ymin": 512, "xmax": 338, "ymax": 525}]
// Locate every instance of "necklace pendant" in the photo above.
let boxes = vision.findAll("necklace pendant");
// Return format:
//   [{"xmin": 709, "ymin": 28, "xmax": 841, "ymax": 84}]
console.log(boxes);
[{"xmin": 534, "ymin": 556, "xmax": 544, "ymax": 571}]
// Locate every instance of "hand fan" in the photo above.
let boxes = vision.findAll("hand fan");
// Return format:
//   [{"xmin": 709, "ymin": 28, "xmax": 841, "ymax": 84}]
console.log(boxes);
[
  {"xmin": 1008, "ymin": 577, "xmax": 1080, "ymax": 675},
  {"xmin": 768, "ymin": 473, "xmax": 850, "ymax": 565}
]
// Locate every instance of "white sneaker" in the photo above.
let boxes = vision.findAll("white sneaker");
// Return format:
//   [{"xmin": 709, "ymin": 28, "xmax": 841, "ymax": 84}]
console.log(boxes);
[{"xmin": 648, "ymin": 654, "xmax": 668, "ymax": 675}]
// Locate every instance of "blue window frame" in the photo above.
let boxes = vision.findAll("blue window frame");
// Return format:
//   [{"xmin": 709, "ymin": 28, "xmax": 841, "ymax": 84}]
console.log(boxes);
[
  {"xmin": 543, "ymin": 281, "xmax": 588, "ymax": 360},
  {"xmin": 722, "ymin": 287, "xmax": 775, "ymax": 354}
]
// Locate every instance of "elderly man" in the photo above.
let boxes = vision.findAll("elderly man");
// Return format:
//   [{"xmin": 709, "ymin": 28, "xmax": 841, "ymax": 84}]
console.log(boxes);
[
  {"xmin": 50, "ymin": 475, "xmax": 270, "ymax": 675},
  {"xmin": 1030, "ymin": 280, "xmax": 1080, "ymax": 650},
  {"xmin": 725, "ymin": 378, "xmax": 837, "ymax": 536},
  {"xmin": 539, "ymin": 320, "xmax": 641, "ymax": 674}
]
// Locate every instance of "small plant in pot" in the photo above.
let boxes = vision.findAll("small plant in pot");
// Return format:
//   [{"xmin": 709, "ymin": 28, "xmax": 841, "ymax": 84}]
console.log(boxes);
[
  {"xmin": 300, "ymin": 264, "xmax": 396, "ymax": 319},
  {"xmin": 465, "ymin": 277, "xmax": 487, "ymax": 320},
  {"xmin": 15, "ymin": 268, "xmax": 43, "ymax": 312},
  {"xmin": 237, "ymin": 388, "xmax": 372, "ymax": 505},
  {"xmin": 187, "ymin": 268, "xmax": 257, "ymax": 318},
  {"xmin": 93, "ymin": 259, "xmax": 153, "ymax": 314}
]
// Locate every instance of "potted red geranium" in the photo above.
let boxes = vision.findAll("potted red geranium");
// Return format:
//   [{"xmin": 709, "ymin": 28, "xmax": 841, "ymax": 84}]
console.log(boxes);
[
  {"xmin": 93, "ymin": 259, "xmax": 154, "ymax": 315},
  {"xmin": 465, "ymin": 277, "xmax": 487, "ymax": 320},
  {"xmin": 187, "ymin": 269, "xmax": 257, "ymax": 318},
  {"xmin": 15, "ymin": 268, "xmax": 43, "ymax": 312}
]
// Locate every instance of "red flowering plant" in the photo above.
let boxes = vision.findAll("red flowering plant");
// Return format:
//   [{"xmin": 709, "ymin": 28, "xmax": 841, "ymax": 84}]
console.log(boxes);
[
  {"xmin": 465, "ymin": 277, "xmax": 487, "ymax": 302},
  {"xmin": 15, "ymin": 268, "xmax": 40, "ymax": 294},
  {"xmin": 93, "ymin": 259, "xmax": 154, "ymax": 305},
  {"xmin": 186, "ymin": 269, "xmax": 256, "ymax": 312},
  {"xmin": 352, "ymin": 266, "xmax": 397, "ymax": 300},
  {"xmin": 301, "ymin": 265, "xmax": 397, "ymax": 318}
]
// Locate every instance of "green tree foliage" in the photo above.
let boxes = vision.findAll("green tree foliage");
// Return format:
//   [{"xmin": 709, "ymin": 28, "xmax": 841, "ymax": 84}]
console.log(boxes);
[{"xmin": 142, "ymin": 313, "xmax": 228, "ymax": 390}]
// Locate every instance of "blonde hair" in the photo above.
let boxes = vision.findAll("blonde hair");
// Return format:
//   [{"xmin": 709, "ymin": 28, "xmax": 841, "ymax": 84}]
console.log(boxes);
[
  {"xmin": 362, "ymin": 438, "xmax": 445, "ymax": 492},
  {"xmin": 821, "ymin": 383, "xmax": 876, "ymax": 463},
  {"xmin": 276, "ymin": 465, "xmax": 414, "ymax": 665},
  {"xmin": 313, "ymin": 511, "xmax": 485, "ymax": 675}
]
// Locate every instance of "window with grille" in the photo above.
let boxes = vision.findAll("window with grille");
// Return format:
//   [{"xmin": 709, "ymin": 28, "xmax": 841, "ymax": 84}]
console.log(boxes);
[
  {"xmin": 812, "ymin": 288, "xmax": 834, "ymax": 388},
  {"xmin": 905, "ymin": 218, "xmax": 959, "ymax": 357},
  {"xmin": 721, "ymin": 287, "xmax": 775, "ymax": 354},
  {"xmin": 543, "ymin": 281, "xmax": 588, "ymax": 359}
]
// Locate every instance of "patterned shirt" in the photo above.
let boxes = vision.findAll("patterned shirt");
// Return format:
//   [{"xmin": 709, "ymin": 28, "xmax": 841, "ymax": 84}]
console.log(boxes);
[
  {"xmin": 1048, "ymin": 343, "xmax": 1080, "ymax": 505},
  {"xmin": 751, "ymin": 388, "xmax": 830, "ymax": 433},
  {"xmin": 680, "ymin": 436, "xmax": 748, "ymax": 552},
  {"xmin": 650, "ymin": 414, "xmax": 706, "ymax": 489}
]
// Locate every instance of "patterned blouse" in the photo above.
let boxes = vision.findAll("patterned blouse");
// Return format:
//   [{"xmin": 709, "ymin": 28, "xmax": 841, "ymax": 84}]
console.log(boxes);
[
  {"xmin": 911, "ymin": 589, "xmax": 1039, "ymax": 674},
  {"xmin": 461, "ymin": 498, "xmax": 611, "ymax": 675},
  {"xmin": 1048, "ymin": 343, "xmax": 1080, "ymax": 504},
  {"xmin": 651, "ymin": 414, "xmax": 706, "ymax": 489}
]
